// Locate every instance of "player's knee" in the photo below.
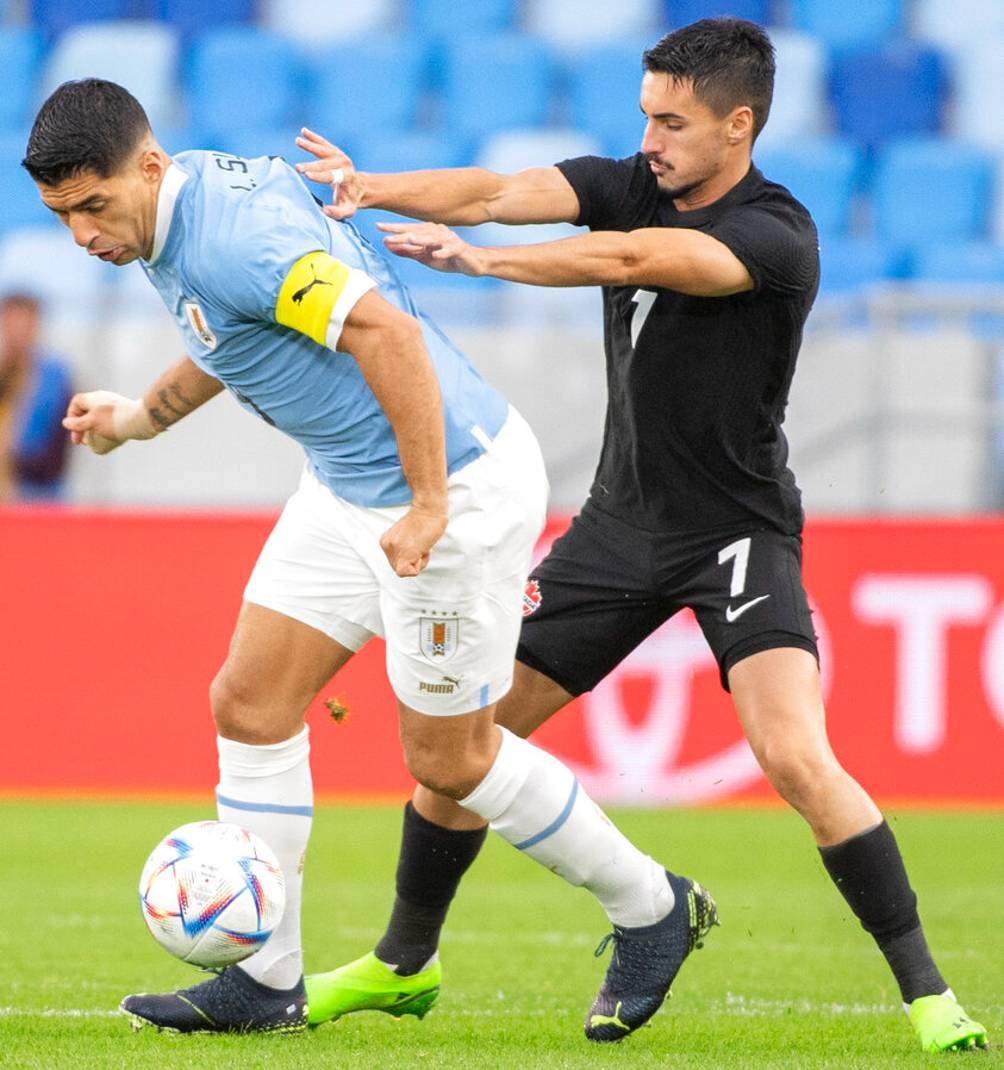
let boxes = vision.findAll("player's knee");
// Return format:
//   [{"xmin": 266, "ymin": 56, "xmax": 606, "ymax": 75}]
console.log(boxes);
[
  {"xmin": 402, "ymin": 739, "xmax": 486, "ymax": 800},
  {"xmin": 757, "ymin": 738, "xmax": 837, "ymax": 807},
  {"xmin": 209, "ymin": 667, "xmax": 273, "ymax": 742}
]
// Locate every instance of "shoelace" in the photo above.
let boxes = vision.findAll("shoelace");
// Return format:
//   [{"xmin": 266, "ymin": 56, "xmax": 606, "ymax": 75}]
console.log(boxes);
[
  {"xmin": 593, "ymin": 890, "xmax": 718, "ymax": 960},
  {"xmin": 593, "ymin": 930, "xmax": 621, "ymax": 958}
]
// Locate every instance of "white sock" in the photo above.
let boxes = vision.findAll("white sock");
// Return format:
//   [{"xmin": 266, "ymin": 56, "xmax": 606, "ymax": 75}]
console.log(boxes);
[
  {"xmin": 216, "ymin": 725, "xmax": 312, "ymax": 989},
  {"xmin": 904, "ymin": 987, "xmax": 955, "ymax": 1013},
  {"xmin": 460, "ymin": 727, "xmax": 673, "ymax": 927}
]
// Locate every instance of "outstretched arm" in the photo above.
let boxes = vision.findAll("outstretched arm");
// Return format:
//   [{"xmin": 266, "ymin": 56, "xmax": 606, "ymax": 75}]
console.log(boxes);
[
  {"xmin": 62, "ymin": 356, "xmax": 224, "ymax": 454},
  {"xmin": 378, "ymin": 221, "xmax": 754, "ymax": 298},
  {"xmin": 295, "ymin": 127, "xmax": 580, "ymax": 227}
]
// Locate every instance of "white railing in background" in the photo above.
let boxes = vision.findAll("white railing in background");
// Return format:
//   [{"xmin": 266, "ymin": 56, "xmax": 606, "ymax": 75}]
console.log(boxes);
[{"xmin": 33, "ymin": 284, "xmax": 1004, "ymax": 514}]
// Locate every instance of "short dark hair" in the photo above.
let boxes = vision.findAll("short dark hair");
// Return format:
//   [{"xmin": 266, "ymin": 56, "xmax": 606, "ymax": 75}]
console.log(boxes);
[
  {"xmin": 22, "ymin": 78, "xmax": 151, "ymax": 186},
  {"xmin": 643, "ymin": 18, "xmax": 775, "ymax": 141}
]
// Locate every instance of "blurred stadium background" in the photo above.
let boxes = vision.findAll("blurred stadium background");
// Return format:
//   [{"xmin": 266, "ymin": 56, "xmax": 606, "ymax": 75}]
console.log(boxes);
[
  {"xmin": 0, "ymin": 0, "xmax": 1002, "ymax": 807},
  {"xmin": 1, "ymin": 10, "xmax": 1001, "ymax": 1059},
  {"xmin": 2, "ymin": 0, "xmax": 1004, "ymax": 510}
]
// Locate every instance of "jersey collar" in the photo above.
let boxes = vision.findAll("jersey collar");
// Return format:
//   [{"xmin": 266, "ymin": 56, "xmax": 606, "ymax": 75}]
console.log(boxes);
[
  {"xmin": 667, "ymin": 164, "xmax": 762, "ymax": 227},
  {"xmin": 145, "ymin": 162, "xmax": 189, "ymax": 265}
]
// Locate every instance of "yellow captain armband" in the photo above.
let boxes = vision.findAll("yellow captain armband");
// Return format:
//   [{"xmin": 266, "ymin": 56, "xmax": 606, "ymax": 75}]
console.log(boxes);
[{"xmin": 275, "ymin": 251, "xmax": 353, "ymax": 346}]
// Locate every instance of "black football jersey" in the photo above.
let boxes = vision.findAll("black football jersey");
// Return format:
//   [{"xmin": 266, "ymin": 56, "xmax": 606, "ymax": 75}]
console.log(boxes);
[{"xmin": 556, "ymin": 155, "xmax": 819, "ymax": 536}]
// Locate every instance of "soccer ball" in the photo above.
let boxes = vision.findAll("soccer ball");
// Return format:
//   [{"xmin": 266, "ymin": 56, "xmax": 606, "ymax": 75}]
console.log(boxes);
[{"xmin": 138, "ymin": 820, "xmax": 285, "ymax": 968}]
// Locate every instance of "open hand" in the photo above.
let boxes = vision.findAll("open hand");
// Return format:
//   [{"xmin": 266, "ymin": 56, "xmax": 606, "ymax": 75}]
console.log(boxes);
[
  {"xmin": 377, "ymin": 221, "xmax": 482, "ymax": 276},
  {"xmin": 295, "ymin": 127, "xmax": 361, "ymax": 221}
]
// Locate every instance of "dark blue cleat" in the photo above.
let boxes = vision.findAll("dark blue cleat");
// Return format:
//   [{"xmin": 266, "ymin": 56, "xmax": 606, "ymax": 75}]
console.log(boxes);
[
  {"xmin": 585, "ymin": 872, "xmax": 719, "ymax": 1042},
  {"xmin": 120, "ymin": 965, "xmax": 307, "ymax": 1034}
]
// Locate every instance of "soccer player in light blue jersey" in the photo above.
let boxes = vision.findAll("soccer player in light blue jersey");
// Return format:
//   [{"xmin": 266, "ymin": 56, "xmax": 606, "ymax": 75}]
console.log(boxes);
[{"xmin": 21, "ymin": 79, "xmax": 703, "ymax": 1036}]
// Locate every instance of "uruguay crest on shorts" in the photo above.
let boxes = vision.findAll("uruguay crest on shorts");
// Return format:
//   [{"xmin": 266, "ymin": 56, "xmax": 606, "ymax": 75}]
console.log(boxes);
[{"xmin": 420, "ymin": 615, "xmax": 460, "ymax": 662}]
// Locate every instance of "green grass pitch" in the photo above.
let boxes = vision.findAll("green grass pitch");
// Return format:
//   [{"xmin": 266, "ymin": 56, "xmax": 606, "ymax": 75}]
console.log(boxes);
[{"xmin": 1, "ymin": 800, "xmax": 1000, "ymax": 1069}]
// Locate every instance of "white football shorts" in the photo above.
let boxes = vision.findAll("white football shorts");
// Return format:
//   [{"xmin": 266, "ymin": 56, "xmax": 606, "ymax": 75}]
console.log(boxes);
[{"xmin": 243, "ymin": 406, "xmax": 549, "ymax": 715}]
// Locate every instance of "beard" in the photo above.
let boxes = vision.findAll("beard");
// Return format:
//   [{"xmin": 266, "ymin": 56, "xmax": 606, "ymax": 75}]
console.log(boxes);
[{"xmin": 647, "ymin": 155, "xmax": 721, "ymax": 202}]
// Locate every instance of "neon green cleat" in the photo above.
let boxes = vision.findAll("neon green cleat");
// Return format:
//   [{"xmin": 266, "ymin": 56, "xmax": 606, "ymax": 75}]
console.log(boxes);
[
  {"xmin": 908, "ymin": 994, "xmax": 989, "ymax": 1053},
  {"xmin": 305, "ymin": 952, "xmax": 440, "ymax": 1028}
]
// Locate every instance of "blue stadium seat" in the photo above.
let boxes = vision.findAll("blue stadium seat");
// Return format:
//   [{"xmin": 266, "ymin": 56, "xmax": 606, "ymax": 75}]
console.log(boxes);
[
  {"xmin": 260, "ymin": 0, "xmax": 395, "ymax": 46},
  {"xmin": 29, "ymin": 0, "xmax": 130, "ymax": 39},
  {"xmin": 0, "ymin": 28, "xmax": 45, "ymax": 130},
  {"xmin": 0, "ymin": 132, "xmax": 59, "ymax": 235},
  {"xmin": 565, "ymin": 41, "xmax": 650, "ymax": 159},
  {"xmin": 950, "ymin": 40, "xmax": 1004, "ymax": 152},
  {"xmin": 186, "ymin": 29, "xmax": 304, "ymax": 143},
  {"xmin": 755, "ymin": 139, "xmax": 862, "ymax": 238},
  {"xmin": 754, "ymin": 29, "xmax": 827, "ymax": 147},
  {"xmin": 914, "ymin": 0, "xmax": 1004, "ymax": 59},
  {"xmin": 524, "ymin": 0, "xmax": 659, "ymax": 50},
  {"xmin": 817, "ymin": 237, "xmax": 904, "ymax": 294},
  {"xmin": 872, "ymin": 139, "xmax": 993, "ymax": 245},
  {"xmin": 829, "ymin": 43, "xmax": 947, "ymax": 148},
  {"xmin": 156, "ymin": 123, "xmax": 216, "ymax": 154},
  {"xmin": 789, "ymin": 0, "xmax": 902, "ymax": 49},
  {"xmin": 212, "ymin": 126, "xmax": 304, "ymax": 162},
  {"xmin": 438, "ymin": 34, "xmax": 556, "ymax": 140},
  {"xmin": 347, "ymin": 130, "xmax": 474, "ymax": 174},
  {"xmin": 476, "ymin": 128, "xmax": 603, "ymax": 174},
  {"xmin": 408, "ymin": 0, "xmax": 516, "ymax": 37},
  {"xmin": 306, "ymin": 37, "xmax": 431, "ymax": 144},
  {"xmin": 909, "ymin": 243, "xmax": 1004, "ymax": 284},
  {"xmin": 153, "ymin": 0, "xmax": 254, "ymax": 41},
  {"xmin": 0, "ymin": 225, "xmax": 117, "ymax": 326},
  {"xmin": 666, "ymin": 0, "xmax": 772, "ymax": 26},
  {"xmin": 40, "ymin": 21, "xmax": 180, "ymax": 130}
]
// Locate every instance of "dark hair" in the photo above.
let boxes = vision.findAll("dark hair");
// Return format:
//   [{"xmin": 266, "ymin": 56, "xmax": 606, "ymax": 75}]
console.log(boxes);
[
  {"xmin": 22, "ymin": 78, "xmax": 151, "ymax": 186},
  {"xmin": 643, "ymin": 18, "xmax": 775, "ymax": 141}
]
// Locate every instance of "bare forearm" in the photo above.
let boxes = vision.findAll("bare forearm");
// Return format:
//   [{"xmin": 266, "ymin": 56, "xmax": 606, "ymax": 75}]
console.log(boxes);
[
  {"xmin": 362, "ymin": 166, "xmax": 578, "ymax": 227},
  {"xmin": 141, "ymin": 357, "xmax": 224, "ymax": 432},
  {"xmin": 473, "ymin": 232, "xmax": 643, "ymax": 287},
  {"xmin": 353, "ymin": 323, "xmax": 448, "ymax": 513},
  {"xmin": 465, "ymin": 228, "xmax": 753, "ymax": 296},
  {"xmin": 361, "ymin": 168, "xmax": 505, "ymax": 225}
]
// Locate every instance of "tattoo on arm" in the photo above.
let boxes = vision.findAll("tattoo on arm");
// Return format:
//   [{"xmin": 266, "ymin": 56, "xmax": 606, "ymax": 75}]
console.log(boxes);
[
  {"xmin": 148, "ymin": 406, "xmax": 171, "ymax": 431},
  {"xmin": 151, "ymin": 382, "xmax": 200, "ymax": 431}
]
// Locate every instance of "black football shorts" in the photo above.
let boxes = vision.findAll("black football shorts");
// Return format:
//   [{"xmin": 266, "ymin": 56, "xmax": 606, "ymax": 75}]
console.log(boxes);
[{"xmin": 516, "ymin": 501, "xmax": 818, "ymax": 695}]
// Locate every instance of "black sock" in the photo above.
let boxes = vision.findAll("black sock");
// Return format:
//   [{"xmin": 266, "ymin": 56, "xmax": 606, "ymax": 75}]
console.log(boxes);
[
  {"xmin": 819, "ymin": 820, "xmax": 947, "ymax": 1003},
  {"xmin": 374, "ymin": 802, "xmax": 488, "ymax": 976}
]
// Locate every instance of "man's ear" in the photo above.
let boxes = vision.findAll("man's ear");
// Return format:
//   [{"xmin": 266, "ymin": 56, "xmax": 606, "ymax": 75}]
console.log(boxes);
[{"xmin": 727, "ymin": 106, "xmax": 754, "ymax": 144}]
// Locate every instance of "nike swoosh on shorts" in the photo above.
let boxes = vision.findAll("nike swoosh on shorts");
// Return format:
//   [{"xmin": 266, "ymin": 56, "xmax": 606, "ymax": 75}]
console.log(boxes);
[{"xmin": 725, "ymin": 594, "xmax": 771, "ymax": 623}]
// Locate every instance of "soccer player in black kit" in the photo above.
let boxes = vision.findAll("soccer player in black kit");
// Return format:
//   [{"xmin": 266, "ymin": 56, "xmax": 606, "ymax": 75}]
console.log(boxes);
[{"xmin": 296, "ymin": 18, "xmax": 988, "ymax": 1053}]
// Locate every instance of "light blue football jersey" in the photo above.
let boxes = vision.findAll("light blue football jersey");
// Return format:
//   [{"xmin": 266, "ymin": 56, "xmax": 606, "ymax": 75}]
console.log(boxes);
[{"xmin": 141, "ymin": 149, "xmax": 507, "ymax": 506}]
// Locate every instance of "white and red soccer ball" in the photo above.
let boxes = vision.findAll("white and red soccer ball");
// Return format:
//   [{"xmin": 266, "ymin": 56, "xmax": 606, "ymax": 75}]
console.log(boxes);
[{"xmin": 138, "ymin": 820, "xmax": 285, "ymax": 968}]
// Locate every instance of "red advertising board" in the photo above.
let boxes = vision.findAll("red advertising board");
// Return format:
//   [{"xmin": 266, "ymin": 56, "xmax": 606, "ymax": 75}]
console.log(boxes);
[{"xmin": 1, "ymin": 509, "xmax": 1002, "ymax": 803}]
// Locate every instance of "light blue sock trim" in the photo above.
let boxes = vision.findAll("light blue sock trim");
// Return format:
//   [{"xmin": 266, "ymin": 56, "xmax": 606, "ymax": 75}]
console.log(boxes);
[
  {"xmin": 513, "ymin": 779, "xmax": 578, "ymax": 851},
  {"xmin": 216, "ymin": 791, "xmax": 313, "ymax": 818}
]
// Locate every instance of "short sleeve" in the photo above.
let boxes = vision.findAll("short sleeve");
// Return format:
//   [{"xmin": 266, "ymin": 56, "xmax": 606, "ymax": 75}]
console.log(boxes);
[
  {"xmin": 556, "ymin": 154, "xmax": 652, "ymax": 231},
  {"xmin": 275, "ymin": 250, "xmax": 375, "ymax": 349},
  {"xmin": 198, "ymin": 191, "xmax": 374, "ymax": 348},
  {"xmin": 709, "ymin": 206, "xmax": 819, "ymax": 295}
]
